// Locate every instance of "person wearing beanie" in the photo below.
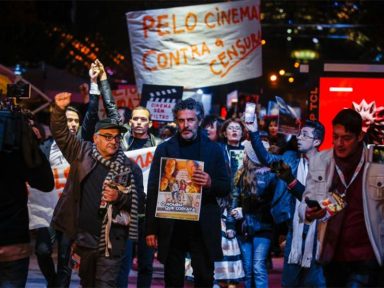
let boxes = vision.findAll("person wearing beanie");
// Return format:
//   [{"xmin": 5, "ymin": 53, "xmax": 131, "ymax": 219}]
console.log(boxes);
[{"xmin": 229, "ymin": 140, "xmax": 276, "ymax": 288}]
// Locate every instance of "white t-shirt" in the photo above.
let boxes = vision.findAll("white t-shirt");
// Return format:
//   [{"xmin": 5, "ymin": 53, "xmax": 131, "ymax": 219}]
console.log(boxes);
[{"xmin": 28, "ymin": 141, "xmax": 70, "ymax": 229}]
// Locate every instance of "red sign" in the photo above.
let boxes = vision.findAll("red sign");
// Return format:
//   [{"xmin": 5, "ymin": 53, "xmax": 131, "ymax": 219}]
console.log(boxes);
[{"xmin": 319, "ymin": 77, "xmax": 384, "ymax": 149}]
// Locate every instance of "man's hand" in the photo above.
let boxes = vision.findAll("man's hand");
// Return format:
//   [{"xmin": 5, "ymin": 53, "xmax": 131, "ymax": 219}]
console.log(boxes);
[
  {"xmin": 226, "ymin": 229, "xmax": 236, "ymax": 239},
  {"xmin": 55, "ymin": 92, "xmax": 71, "ymax": 110},
  {"xmin": 244, "ymin": 118, "xmax": 258, "ymax": 132},
  {"xmin": 102, "ymin": 181, "xmax": 119, "ymax": 203},
  {"xmin": 305, "ymin": 206, "xmax": 326, "ymax": 222},
  {"xmin": 89, "ymin": 63, "xmax": 100, "ymax": 83},
  {"xmin": 271, "ymin": 160, "xmax": 295, "ymax": 184},
  {"xmin": 146, "ymin": 235, "xmax": 158, "ymax": 249},
  {"xmin": 95, "ymin": 59, "xmax": 107, "ymax": 81},
  {"xmin": 192, "ymin": 169, "xmax": 211, "ymax": 188},
  {"xmin": 230, "ymin": 207, "xmax": 243, "ymax": 220}
]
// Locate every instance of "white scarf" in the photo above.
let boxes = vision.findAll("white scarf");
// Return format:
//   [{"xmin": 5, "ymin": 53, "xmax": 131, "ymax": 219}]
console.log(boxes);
[{"xmin": 288, "ymin": 156, "xmax": 317, "ymax": 268}]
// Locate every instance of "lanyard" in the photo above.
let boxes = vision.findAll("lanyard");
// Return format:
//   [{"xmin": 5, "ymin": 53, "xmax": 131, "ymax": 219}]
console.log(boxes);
[{"xmin": 335, "ymin": 152, "xmax": 365, "ymax": 192}]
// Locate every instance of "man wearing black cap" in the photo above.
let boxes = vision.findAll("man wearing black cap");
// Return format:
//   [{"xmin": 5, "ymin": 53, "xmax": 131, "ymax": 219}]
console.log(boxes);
[{"xmin": 50, "ymin": 92, "xmax": 143, "ymax": 287}]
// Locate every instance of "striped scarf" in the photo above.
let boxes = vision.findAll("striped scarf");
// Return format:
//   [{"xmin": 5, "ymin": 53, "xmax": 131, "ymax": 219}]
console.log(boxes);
[{"xmin": 92, "ymin": 144, "xmax": 138, "ymax": 257}]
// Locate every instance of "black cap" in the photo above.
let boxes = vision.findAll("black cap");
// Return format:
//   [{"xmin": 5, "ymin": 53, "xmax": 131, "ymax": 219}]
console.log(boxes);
[{"xmin": 95, "ymin": 118, "xmax": 127, "ymax": 133}]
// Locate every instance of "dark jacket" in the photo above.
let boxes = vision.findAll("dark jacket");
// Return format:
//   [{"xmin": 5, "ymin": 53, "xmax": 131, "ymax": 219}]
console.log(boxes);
[
  {"xmin": 0, "ymin": 117, "xmax": 54, "ymax": 246},
  {"xmin": 50, "ymin": 105, "xmax": 143, "ymax": 243},
  {"xmin": 145, "ymin": 130, "xmax": 230, "ymax": 263},
  {"xmin": 80, "ymin": 92, "xmax": 100, "ymax": 142},
  {"xmin": 80, "ymin": 79, "xmax": 119, "ymax": 142},
  {"xmin": 228, "ymin": 167, "xmax": 276, "ymax": 236},
  {"xmin": 122, "ymin": 132, "xmax": 161, "ymax": 151}
]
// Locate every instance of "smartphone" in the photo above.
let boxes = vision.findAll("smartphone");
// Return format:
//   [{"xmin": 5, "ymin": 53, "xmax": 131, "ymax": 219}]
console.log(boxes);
[
  {"xmin": 367, "ymin": 144, "xmax": 384, "ymax": 164},
  {"xmin": 305, "ymin": 197, "xmax": 321, "ymax": 209},
  {"xmin": 113, "ymin": 171, "xmax": 130, "ymax": 185},
  {"xmin": 244, "ymin": 102, "xmax": 256, "ymax": 123}
]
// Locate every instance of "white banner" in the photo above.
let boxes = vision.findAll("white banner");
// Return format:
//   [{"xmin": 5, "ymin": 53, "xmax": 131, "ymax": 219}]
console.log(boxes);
[
  {"xmin": 28, "ymin": 162, "xmax": 70, "ymax": 229},
  {"xmin": 126, "ymin": 0, "xmax": 262, "ymax": 91},
  {"xmin": 125, "ymin": 146, "xmax": 156, "ymax": 194}
]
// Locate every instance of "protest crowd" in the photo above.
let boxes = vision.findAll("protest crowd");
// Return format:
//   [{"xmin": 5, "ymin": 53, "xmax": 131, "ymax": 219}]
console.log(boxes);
[
  {"xmin": 1, "ymin": 57, "xmax": 384, "ymax": 288},
  {"xmin": 1, "ymin": 1, "xmax": 384, "ymax": 287}
]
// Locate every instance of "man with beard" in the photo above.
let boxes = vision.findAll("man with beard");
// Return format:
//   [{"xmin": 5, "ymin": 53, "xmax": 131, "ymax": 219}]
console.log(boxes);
[
  {"xmin": 244, "ymin": 118, "xmax": 326, "ymax": 287},
  {"xmin": 146, "ymin": 98, "xmax": 230, "ymax": 287},
  {"xmin": 301, "ymin": 109, "xmax": 384, "ymax": 287}
]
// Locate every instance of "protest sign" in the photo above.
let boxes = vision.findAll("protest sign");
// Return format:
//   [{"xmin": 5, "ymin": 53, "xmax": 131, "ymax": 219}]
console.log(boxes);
[
  {"xmin": 155, "ymin": 157, "xmax": 204, "ymax": 221},
  {"xmin": 275, "ymin": 96, "xmax": 301, "ymax": 136},
  {"xmin": 140, "ymin": 84, "xmax": 183, "ymax": 121},
  {"xmin": 126, "ymin": 0, "xmax": 262, "ymax": 91},
  {"xmin": 28, "ymin": 162, "xmax": 70, "ymax": 229},
  {"xmin": 125, "ymin": 146, "xmax": 156, "ymax": 194}
]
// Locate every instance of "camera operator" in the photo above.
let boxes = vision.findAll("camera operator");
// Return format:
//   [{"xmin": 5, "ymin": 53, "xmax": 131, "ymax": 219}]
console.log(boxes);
[{"xmin": 0, "ymin": 110, "xmax": 54, "ymax": 287}]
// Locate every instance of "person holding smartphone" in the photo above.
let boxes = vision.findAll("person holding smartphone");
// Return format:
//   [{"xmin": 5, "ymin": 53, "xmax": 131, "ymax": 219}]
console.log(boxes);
[
  {"xmin": 299, "ymin": 109, "xmax": 384, "ymax": 287},
  {"xmin": 245, "ymin": 117, "xmax": 326, "ymax": 287}
]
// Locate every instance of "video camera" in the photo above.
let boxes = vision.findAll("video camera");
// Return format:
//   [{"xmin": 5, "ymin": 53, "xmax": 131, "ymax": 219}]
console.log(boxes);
[
  {"xmin": 0, "ymin": 80, "xmax": 32, "ymax": 153},
  {"xmin": 7, "ymin": 80, "xmax": 31, "ymax": 99}
]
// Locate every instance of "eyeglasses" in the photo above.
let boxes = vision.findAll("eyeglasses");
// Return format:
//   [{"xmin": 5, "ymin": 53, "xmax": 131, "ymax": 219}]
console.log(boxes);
[
  {"xmin": 98, "ymin": 133, "xmax": 122, "ymax": 142},
  {"xmin": 297, "ymin": 132, "xmax": 315, "ymax": 140},
  {"xmin": 227, "ymin": 126, "xmax": 242, "ymax": 131}
]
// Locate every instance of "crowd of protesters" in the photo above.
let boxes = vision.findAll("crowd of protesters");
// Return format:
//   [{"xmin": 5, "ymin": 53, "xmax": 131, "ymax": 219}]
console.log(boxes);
[{"xmin": 1, "ymin": 58, "xmax": 384, "ymax": 288}]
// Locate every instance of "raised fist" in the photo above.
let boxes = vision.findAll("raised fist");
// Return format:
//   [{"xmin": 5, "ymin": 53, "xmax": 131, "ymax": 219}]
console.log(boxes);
[{"xmin": 55, "ymin": 92, "xmax": 71, "ymax": 110}]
